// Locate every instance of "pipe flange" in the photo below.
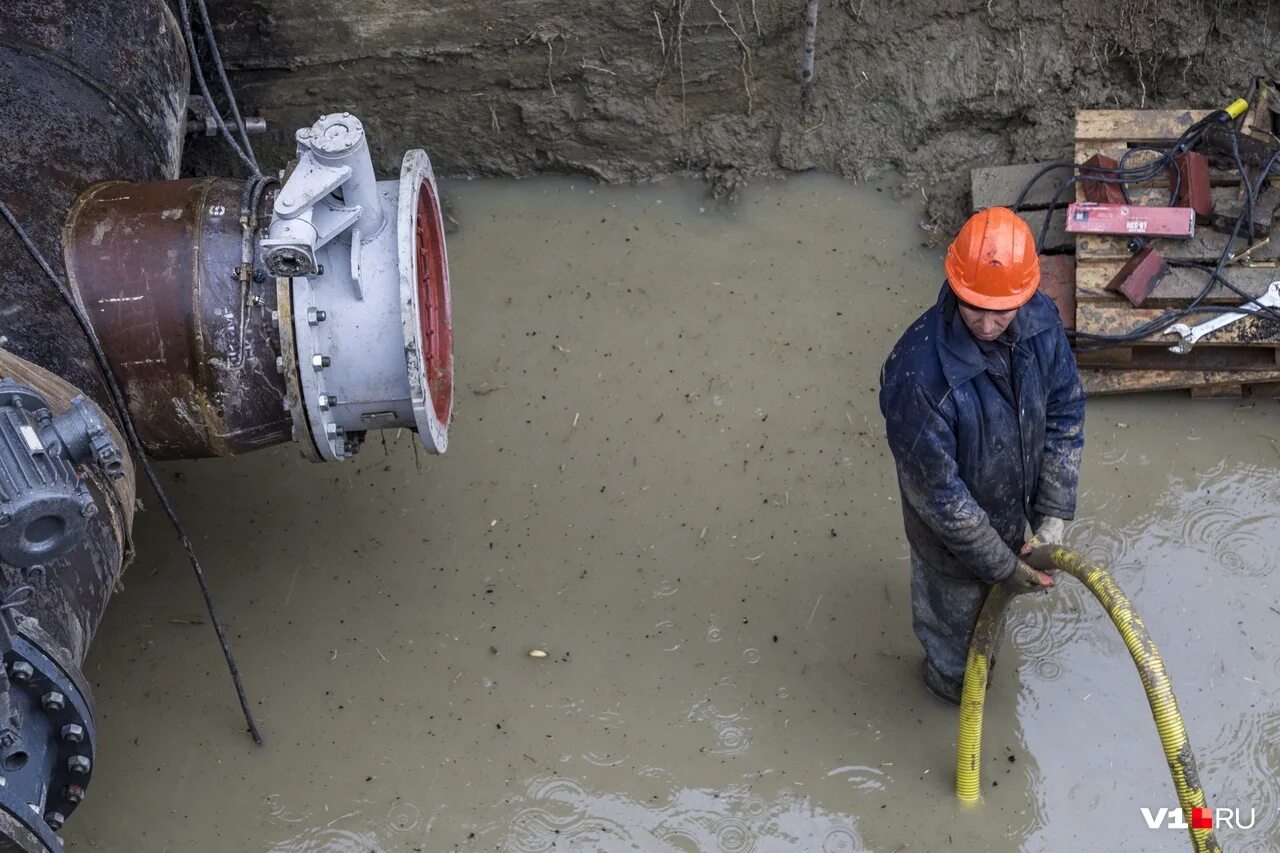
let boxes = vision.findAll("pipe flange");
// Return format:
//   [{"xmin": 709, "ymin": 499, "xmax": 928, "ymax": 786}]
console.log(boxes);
[
  {"xmin": 397, "ymin": 150, "xmax": 453, "ymax": 454},
  {"xmin": 273, "ymin": 277, "xmax": 322, "ymax": 462},
  {"xmin": 0, "ymin": 617, "xmax": 97, "ymax": 852},
  {"xmin": 289, "ymin": 275, "xmax": 345, "ymax": 462}
]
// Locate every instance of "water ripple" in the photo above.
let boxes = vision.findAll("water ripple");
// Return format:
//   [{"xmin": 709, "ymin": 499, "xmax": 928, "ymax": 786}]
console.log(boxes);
[
  {"xmin": 267, "ymin": 827, "xmax": 385, "ymax": 853},
  {"xmin": 502, "ymin": 776, "xmax": 864, "ymax": 852},
  {"xmin": 824, "ymin": 764, "xmax": 888, "ymax": 793},
  {"xmin": 1201, "ymin": 709, "xmax": 1280, "ymax": 849}
]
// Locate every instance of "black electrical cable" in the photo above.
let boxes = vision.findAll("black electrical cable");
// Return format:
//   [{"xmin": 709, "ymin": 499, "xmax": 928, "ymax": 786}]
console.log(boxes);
[
  {"xmin": 1072, "ymin": 142, "xmax": 1280, "ymax": 346},
  {"xmin": 0, "ymin": 585, "xmax": 34, "ymax": 612},
  {"xmin": 1226, "ymin": 121, "xmax": 1257, "ymax": 242},
  {"xmin": 1009, "ymin": 106, "xmax": 1280, "ymax": 347},
  {"xmin": 1171, "ymin": 261, "xmax": 1280, "ymax": 323},
  {"xmin": 193, "ymin": 0, "xmax": 260, "ymax": 171},
  {"xmin": 1013, "ymin": 111, "xmax": 1223, "ymax": 222},
  {"xmin": 0, "ymin": 201, "xmax": 264, "ymax": 746},
  {"xmin": 178, "ymin": 0, "xmax": 261, "ymax": 178}
]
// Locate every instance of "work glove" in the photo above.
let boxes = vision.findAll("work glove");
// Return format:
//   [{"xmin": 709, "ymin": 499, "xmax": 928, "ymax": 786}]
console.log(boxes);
[
  {"xmin": 1002, "ymin": 559, "xmax": 1055, "ymax": 595},
  {"xmin": 1033, "ymin": 516, "xmax": 1066, "ymax": 547}
]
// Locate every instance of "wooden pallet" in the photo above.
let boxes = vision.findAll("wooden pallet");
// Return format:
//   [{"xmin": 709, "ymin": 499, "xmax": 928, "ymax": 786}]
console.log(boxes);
[
  {"xmin": 970, "ymin": 112, "xmax": 1280, "ymax": 396},
  {"xmin": 1072, "ymin": 108, "xmax": 1280, "ymax": 395}
]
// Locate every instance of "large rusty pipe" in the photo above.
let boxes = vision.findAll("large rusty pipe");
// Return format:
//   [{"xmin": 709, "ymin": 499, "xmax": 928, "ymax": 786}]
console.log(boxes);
[
  {"xmin": 63, "ymin": 179, "xmax": 295, "ymax": 459},
  {"xmin": 0, "ymin": 0, "xmax": 187, "ymax": 848}
]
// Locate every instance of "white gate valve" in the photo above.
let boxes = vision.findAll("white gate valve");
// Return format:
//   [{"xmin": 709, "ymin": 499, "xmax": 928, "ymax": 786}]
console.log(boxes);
[{"xmin": 264, "ymin": 113, "xmax": 454, "ymax": 461}]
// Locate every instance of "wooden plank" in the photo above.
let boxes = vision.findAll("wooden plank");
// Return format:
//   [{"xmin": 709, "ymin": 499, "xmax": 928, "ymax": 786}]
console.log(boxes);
[
  {"xmin": 1190, "ymin": 383, "xmax": 1243, "ymax": 398},
  {"xmin": 1072, "ymin": 143, "xmax": 1270, "ymax": 190},
  {"xmin": 971, "ymin": 164, "xmax": 1070, "ymax": 210},
  {"xmin": 1074, "ymin": 260, "xmax": 1280, "ymax": 303},
  {"xmin": 1075, "ymin": 345, "xmax": 1280, "ymax": 371},
  {"xmin": 1125, "ymin": 184, "xmax": 1277, "ymax": 211},
  {"xmin": 1074, "ymin": 214, "xmax": 1280, "ymax": 263},
  {"xmin": 1081, "ymin": 368, "xmax": 1280, "ymax": 395},
  {"xmin": 1076, "ymin": 304, "xmax": 1280, "ymax": 345},
  {"xmin": 1075, "ymin": 110, "xmax": 1211, "ymax": 144},
  {"xmin": 1241, "ymin": 83, "xmax": 1276, "ymax": 142},
  {"xmin": 1018, "ymin": 209, "xmax": 1072, "ymax": 252}
]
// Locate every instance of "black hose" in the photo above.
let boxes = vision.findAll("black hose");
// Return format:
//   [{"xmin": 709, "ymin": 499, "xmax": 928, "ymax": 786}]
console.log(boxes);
[
  {"xmin": 1050, "ymin": 116, "xmax": 1280, "ymax": 346},
  {"xmin": 0, "ymin": 200, "xmax": 264, "ymax": 745},
  {"xmin": 193, "ymin": 0, "xmax": 260, "ymax": 171},
  {"xmin": 178, "ymin": 0, "xmax": 261, "ymax": 177}
]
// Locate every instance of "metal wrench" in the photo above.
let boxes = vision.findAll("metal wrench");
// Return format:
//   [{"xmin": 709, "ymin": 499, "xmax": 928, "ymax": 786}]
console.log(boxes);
[{"xmin": 1163, "ymin": 281, "xmax": 1280, "ymax": 354}]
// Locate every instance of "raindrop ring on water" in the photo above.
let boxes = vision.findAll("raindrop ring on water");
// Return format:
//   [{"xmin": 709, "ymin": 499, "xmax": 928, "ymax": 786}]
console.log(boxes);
[
  {"xmin": 822, "ymin": 827, "xmax": 864, "ymax": 853},
  {"xmin": 712, "ymin": 817, "xmax": 753, "ymax": 853},
  {"xmin": 1034, "ymin": 658, "xmax": 1063, "ymax": 682}
]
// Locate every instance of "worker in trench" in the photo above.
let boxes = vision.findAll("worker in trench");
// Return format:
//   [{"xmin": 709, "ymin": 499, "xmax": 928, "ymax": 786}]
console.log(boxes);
[{"xmin": 878, "ymin": 207, "xmax": 1086, "ymax": 704}]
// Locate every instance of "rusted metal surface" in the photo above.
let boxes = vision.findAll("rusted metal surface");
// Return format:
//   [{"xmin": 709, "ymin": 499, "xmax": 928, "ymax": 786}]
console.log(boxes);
[
  {"xmin": 0, "ymin": 0, "xmax": 184, "ymax": 664},
  {"xmin": 1105, "ymin": 246, "xmax": 1169, "ymax": 307},
  {"xmin": 0, "ymin": 3, "xmax": 188, "ymax": 846},
  {"xmin": 0, "ymin": 0, "xmax": 188, "ymax": 419},
  {"xmin": 65, "ymin": 179, "xmax": 294, "ymax": 459},
  {"xmin": 1080, "ymin": 154, "xmax": 1126, "ymax": 205},
  {"xmin": 1167, "ymin": 151, "xmax": 1214, "ymax": 224}
]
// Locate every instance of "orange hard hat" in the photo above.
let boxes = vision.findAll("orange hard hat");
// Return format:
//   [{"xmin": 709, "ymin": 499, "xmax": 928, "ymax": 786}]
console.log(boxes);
[{"xmin": 944, "ymin": 207, "xmax": 1040, "ymax": 310}]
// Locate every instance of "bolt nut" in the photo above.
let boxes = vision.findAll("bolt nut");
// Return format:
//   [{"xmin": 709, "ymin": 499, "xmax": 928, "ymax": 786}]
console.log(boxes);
[
  {"xmin": 44, "ymin": 811, "xmax": 65, "ymax": 831},
  {"xmin": 0, "ymin": 514, "xmax": 10, "ymax": 527},
  {"xmin": 42, "ymin": 691, "xmax": 66, "ymax": 712},
  {"xmin": 81, "ymin": 502, "xmax": 97, "ymax": 518},
  {"xmin": 61, "ymin": 723, "xmax": 85, "ymax": 744},
  {"xmin": 9, "ymin": 660, "xmax": 32, "ymax": 682},
  {"xmin": 312, "ymin": 354, "xmax": 331, "ymax": 370},
  {"xmin": 63, "ymin": 784, "xmax": 84, "ymax": 805},
  {"xmin": 275, "ymin": 356, "xmax": 285, "ymax": 373},
  {"xmin": 67, "ymin": 755, "xmax": 90, "ymax": 775}
]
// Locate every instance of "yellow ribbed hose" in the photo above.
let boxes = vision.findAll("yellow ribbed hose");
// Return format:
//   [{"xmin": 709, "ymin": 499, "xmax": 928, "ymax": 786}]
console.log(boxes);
[
  {"xmin": 955, "ymin": 545, "xmax": 1222, "ymax": 853},
  {"xmin": 955, "ymin": 583, "xmax": 1010, "ymax": 803}
]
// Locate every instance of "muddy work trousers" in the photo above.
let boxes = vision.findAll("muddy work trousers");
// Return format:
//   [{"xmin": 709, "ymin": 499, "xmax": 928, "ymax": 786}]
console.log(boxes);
[{"xmin": 909, "ymin": 548, "xmax": 998, "ymax": 694}]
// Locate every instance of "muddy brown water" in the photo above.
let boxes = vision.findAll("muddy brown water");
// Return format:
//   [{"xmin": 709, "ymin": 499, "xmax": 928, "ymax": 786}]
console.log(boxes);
[{"xmin": 63, "ymin": 176, "xmax": 1279, "ymax": 852}]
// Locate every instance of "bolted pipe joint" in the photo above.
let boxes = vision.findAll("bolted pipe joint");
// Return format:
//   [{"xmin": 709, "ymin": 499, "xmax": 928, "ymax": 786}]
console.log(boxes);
[
  {"xmin": 272, "ymin": 115, "xmax": 454, "ymax": 462},
  {"xmin": 65, "ymin": 115, "xmax": 454, "ymax": 465}
]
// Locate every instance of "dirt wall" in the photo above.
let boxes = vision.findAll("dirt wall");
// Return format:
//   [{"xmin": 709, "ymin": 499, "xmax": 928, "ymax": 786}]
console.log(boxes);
[{"xmin": 194, "ymin": 0, "xmax": 1280, "ymax": 230}]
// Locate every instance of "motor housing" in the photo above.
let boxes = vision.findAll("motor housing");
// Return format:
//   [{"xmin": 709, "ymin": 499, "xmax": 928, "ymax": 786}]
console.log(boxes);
[{"xmin": 0, "ymin": 381, "xmax": 122, "ymax": 571}]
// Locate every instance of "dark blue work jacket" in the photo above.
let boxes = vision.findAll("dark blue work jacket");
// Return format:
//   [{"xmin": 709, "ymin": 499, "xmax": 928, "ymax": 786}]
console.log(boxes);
[{"xmin": 879, "ymin": 286, "xmax": 1086, "ymax": 583}]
